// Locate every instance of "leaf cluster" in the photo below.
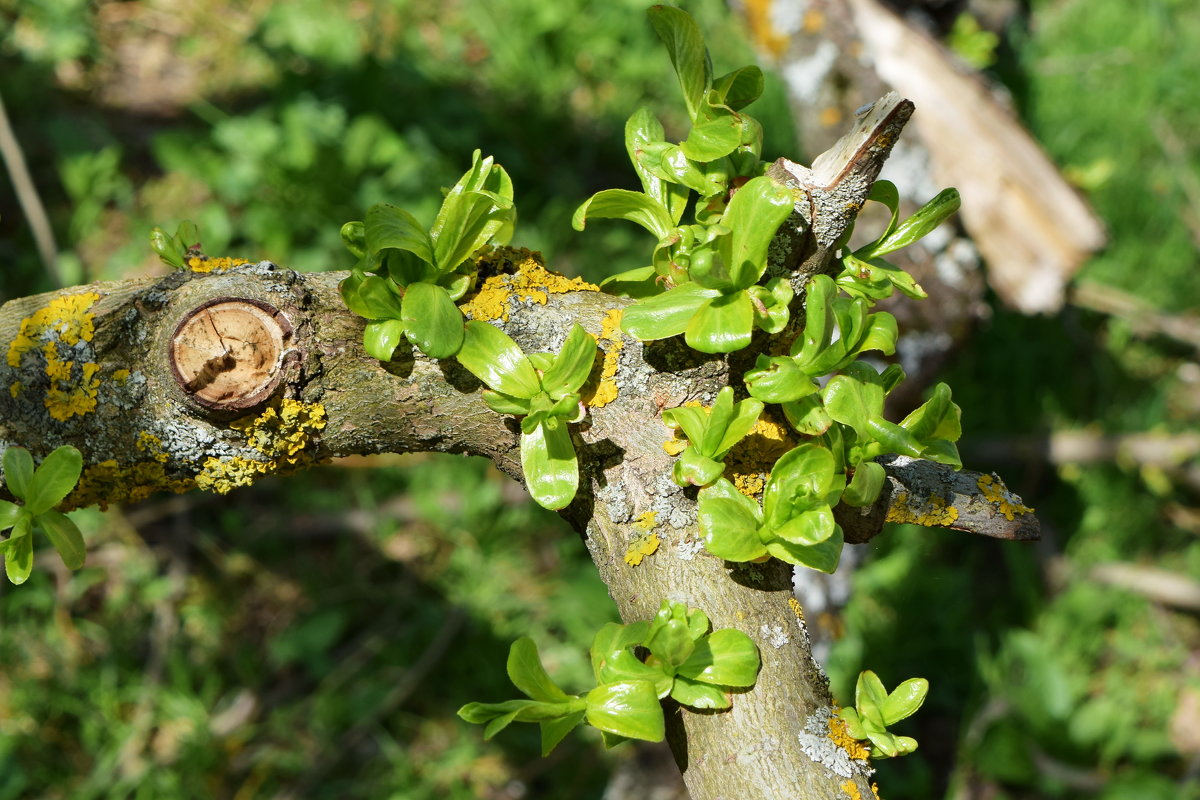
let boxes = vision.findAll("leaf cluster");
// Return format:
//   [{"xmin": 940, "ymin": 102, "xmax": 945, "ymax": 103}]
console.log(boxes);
[
  {"xmin": 339, "ymin": 150, "xmax": 515, "ymax": 360},
  {"xmin": 458, "ymin": 600, "xmax": 760, "ymax": 754},
  {"xmin": 574, "ymin": 6, "xmax": 795, "ymax": 353},
  {"xmin": 0, "ymin": 447, "xmax": 86, "ymax": 584},
  {"xmin": 456, "ymin": 322, "xmax": 596, "ymax": 510},
  {"xmin": 149, "ymin": 220, "xmax": 201, "ymax": 269},
  {"xmin": 662, "ymin": 386, "xmax": 762, "ymax": 487},
  {"xmin": 838, "ymin": 670, "xmax": 929, "ymax": 758}
]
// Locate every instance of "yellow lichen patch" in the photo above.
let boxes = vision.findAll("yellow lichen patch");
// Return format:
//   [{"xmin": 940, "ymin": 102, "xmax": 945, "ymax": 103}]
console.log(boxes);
[
  {"xmin": 197, "ymin": 399, "xmax": 328, "ymax": 495},
  {"xmin": 581, "ymin": 308, "xmax": 624, "ymax": 408},
  {"xmin": 186, "ymin": 255, "xmax": 249, "ymax": 274},
  {"xmin": 633, "ymin": 511, "xmax": 657, "ymax": 531},
  {"xmin": 872, "ymin": 782, "xmax": 882, "ymax": 800},
  {"xmin": 788, "ymin": 596, "xmax": 805, "ymax": 622},
  {"xmin": 841, "ymin": 779, "xmax": 863, "ymax": 800},
  {"xmin": 9, "ymin": 382, "xmax": 20, "ymax": 398},
  {"xmin": 460, "ymin": 247, "xmax": 598, "ymax": 322},
  {"xmin": 6, "ymin": 291, "xmax": 101, "ymax": 368},
  {"xmin": 624, "ymin": 532, "xmax": 661, "ymax": 566},
  {"xmin": 230, "ymin": 398, "xmax": 327, "ymax": 460},
  {"xmin": 66, "ymin": 459, "xmax": 195, "ymax": 511},
  {"xmin": 885, "ymin": 491, "xmax": 960, "ymax": 527},
  {"xmin": 112, "ymin": 369, "xmax": 131, "ymax": 384},
  {"xmin": 742, "ymin": 0, "xmax": 790, "ymax": 59},
  {"xmin": 828, "ymin": 712, "xmax": 872, "ymax": 761},
  {"xmin": 136, "ymin": 432, "xmax": 170, "ymax": 463},
  {"xmin": 724, "ymin": 412, "xmax": 796, "ymax": 497},
  {"xmin": 976, "ymin": 474, "xmax": 1034, "ymax": 520},
  {"xmin": 45, "ymin": 361, "xmax": 101, "ymax": 421}
]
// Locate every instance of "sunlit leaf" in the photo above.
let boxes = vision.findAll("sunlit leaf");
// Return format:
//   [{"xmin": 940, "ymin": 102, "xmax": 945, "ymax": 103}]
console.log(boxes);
[
  {"xmin": 37, "ymin": 510, "xmax": 85, "ymax": 570},
  {"xmin": 400, "ymin": 282, "xmax": 464, "ymax": 359},
  {"xmin": 459, "ymin": 321, "xmax": 541, "ymax": 398},
  {"xmin": 521, "ymin": 422, "xmax": 579, "ymax": 510},
  {"xmin": 647, "ymin": 4, "xmax": 711, "ymax": 121},
  {"xmin": 585, "ymin": 681, "xmax": 665, "ymax": 742},
  {"xmin": 508, "ymin": 637, "xmax": 574, "ymax": 703},
  {"xmin": 26, "ymin": 445, "xmax": 82, "ymax": 515}
]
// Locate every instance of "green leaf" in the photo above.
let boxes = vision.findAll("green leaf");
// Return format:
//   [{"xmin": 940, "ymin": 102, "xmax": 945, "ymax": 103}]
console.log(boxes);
[
  {"xmin": 745, "ymin": 355, "xmax": 819, "ymax": 404},
  {"xmin": 481, "ymin": 390, "xmax": 533, "ymax": 416},
  {"xmin": 681, "ymin": 109, "xmax": 742, "ymax": 162},
  {"xmin": 507, "ymin": 637, "xmax": 573, "ymax": 703},
  {"xmin": 36, "ymin": 510, "xmax": 85, "ymax": 570},
  {"xmin": 698, "ymin": 386, "xmax": 736, "ymax": 457},
  {"xmin": 339, "ymin": 271, "xmax": 405, "ymax": 320},
  {"xmin": 625, "ymin": 108, "xmax": 689, "ymax": 225},
  {"xmin": 697, "ymin": 479, "xmax": 767, "ymax": 562},
  {"xmin": 838, "ymin": 707, "xmax": 865, "ymax": 740},
  {"xmin": 149, "ymin": 226, "xmax": 186, "ymax": 268},
  {"xmin": 540, "ymin": 711, "xmax": 586, "ymax": 756},
  {"xmin": 644, "ymin": 614, "xmax": 695, "ymax": 671},
  {"xmin": 4, "ymin": 516, "xmax": 33, "ymax": 585},
  {"xmin": 430, "ymin": 152, "xmax": 515, "ymax": 273},
  {"xmin": 863, "ymin": 188, "xmax": 960, "ymax": 258},
  {"xmin": 400, "ymin": 282, "xmax": 464, "ymax": 359},
  {"xmin": 670, "ymin": 675, "xmax": 730, "ymax": 709},
  {"xmin": 0, "ymin": 500, "xmax": 20, "ymax": 532},
  {"xmin": 340, "ymin": 220, "xmax": 367, "ymax": 259},
  {"xmin": 822, "ymin": 375, "xmax": 878, "ymax": 439},
  {"xmin": 26, "ymin": 446, "xmax": 82, "ymax": 515},
  {"xmin": 901, "ymin": 383, "xmax": 961, "ymax": 443},
  {"xmin": 4, "ymin": 447, "xmax": 34, "ymax": 501},
  {"xmin": 672, "ymin": 449, "xmax": 726, "ymax": 488},
  {"xmin": 677, "ymin": 628, "xmax": 760, "ymax": 687},
  {"xmin": 765, "ymin": 527, "xmax": 843, "ymax": 573},
  {"xmin": 718, "ymin": 175, "xmax": 795, "ymax": 289},
  {"xmin": 459, "ymin": 321, "xmax": 542, "ymax": 399},
  {"xmin": 748, "ymin": 279, "xmax": 793, "ymax": 334},
  {"xmin": 781, "ymin": 395, "xmax": 833, "ymax": 436},
  {"xmin": 661, "ymin": 405, "xmax": 709, "ymax": 448},
  {"xmin": 599, "ymin": 266, "xmax": 661, "ymax": 299},
  {"xmin": 362, "ymin": 319, "xmax": 407, "ymax": 361},
  {"xmin": 762, "ymin": 444, "xmax": 838, "ymax": 528},
  {"xmin": 622, "ymin": 283, "xmax": 718, "ymax": 342},
  {"xmin": 855, "ymin": 670, "xmax": 890, "ymax": 729},
  {"xmin": 711, "ymin": 65, "xmax": 764, "ymax": 110},
  {"xmin": 635, "ymin": 141, "xmax": 713, "ymax": 196},
  {"xmin": 685, "ymin": 291, "xmax": 754, "ymax": 354},
  {"xmin": 521, "ymin": 422, "xmax": 579, "ymax": 511},
  {"xmin": 843, "ymin": 461, "xmax": 886, "ymax": 507},
  {"xmin": 773, "ymin": 507, "xmax": 837, "ymax": 547},
  {"xmin": 647, "ymin": 5, "xmax": 711, "ymax": 121},
  {"xmin": 591, "ymin": 621, "xmax": 651, "ymax": 683},
  {"xmin": 542, "ymin": 325, "xmax": 597, "ymax": 400},
  {"xmin": 585, "ymin": 681, "xmax": 665, "ymax": 742},
  {"xmin": 572, "ymin": 189, "xmax": 675, "ymax": 240},
  {"xmin": 365, "ymin": 203, "xmax": 435, "ymax": 266},
  {"xmin": 860, "ymin": 311, "xmax": 899, "ymax": 357},
  {"xmin": 714, "ymin": 396, "xmax": 763, "ymax": 458},
  {"xmin": 881, "ymin": 677, "xmax": 929, "ymax": 725}
]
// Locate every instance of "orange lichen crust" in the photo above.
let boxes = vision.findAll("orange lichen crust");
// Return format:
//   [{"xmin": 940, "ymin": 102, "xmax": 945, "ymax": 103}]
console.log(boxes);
[
  {"xmin": 186, "ymin": 255, "xmax": 249, "ymax": 274},
  {"xmin": 580, "ymin": 308, "xmax": 623, "ymax": 408},
  {"xmin": 788, "ymin": 596, "xmax": 805, "ymax": 622},
  {"xmin": 742, "ymin": 0, "xmax": 790, "ymax": 59},
  {"xmin": 828, "ymin": 712, "xmax": 872, "ymax": 761},
  {"xmin": 5, "ymin": 291, "xmax": 103, "ymax": 421},
  {"xmin": 66, "ymin": 433, "xmax": 191, "ymax": 511},
  {"xmin": 841, "ymin": 780, "xmax": 863, "ymax": 800},
  {"xmin": 885, "ymin": 491, "xmax": 960, "ymax": 527},
  {"xmin": 976, "ymin": 474, "xmax": 1035, "ymax": 520},
  {"xmin": 196, "ymin": 399, "xmax": 327, "ymax": 494},
  {"xmin": 624, "ymin": 532, "xmax": 661, "ymax": 566},
  {"xmin": 459, "ymin": 246, "xmax": 599, "ymax": 323}
]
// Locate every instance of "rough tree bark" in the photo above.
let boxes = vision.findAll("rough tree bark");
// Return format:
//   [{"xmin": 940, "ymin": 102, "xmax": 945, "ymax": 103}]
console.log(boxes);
[{"xmin": 0, "ymin": 94, "xmax": 1037, "ymax": 800}]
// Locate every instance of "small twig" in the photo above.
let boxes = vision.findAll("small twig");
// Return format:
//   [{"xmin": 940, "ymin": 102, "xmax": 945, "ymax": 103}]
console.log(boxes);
[{"xmin": 0, "ymin": 89, "xmax": 62, "ymax": 287}]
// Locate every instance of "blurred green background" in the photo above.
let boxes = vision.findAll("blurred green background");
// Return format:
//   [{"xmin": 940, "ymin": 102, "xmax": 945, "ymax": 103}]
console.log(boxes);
[{"xmin": 1, "ymin": 0, "xmax": 1198, "ymax": 798}]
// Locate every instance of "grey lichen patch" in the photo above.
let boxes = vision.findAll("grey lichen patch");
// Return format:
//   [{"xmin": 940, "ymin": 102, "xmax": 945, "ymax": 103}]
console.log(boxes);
[{"xmin": 797, "ymin": 706, "xmax": 872, "ymax": 780}]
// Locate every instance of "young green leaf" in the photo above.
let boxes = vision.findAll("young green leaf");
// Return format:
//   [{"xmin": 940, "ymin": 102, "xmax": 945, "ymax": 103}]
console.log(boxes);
[
  {"xmin": 585, "ymin": 681, "xmax": 665, "ymax": 742},
  {"xmin": 696, "ymin": 479, "xmax": 767, "ymax": 562},
  {"xmin": 4, "ymin": 516, "xmax": 33, "ymax": 585},
  {"xmin": 711, "ymin": 65, "xmax": 764, "ymax": 111},
  {"xmin": 572, "ymin": 189, "xmax": 675, "ymax": 240},
  {"xmin": 861, "ymin": 188, "xmax": 961, "ymax": 258},
  {"xmin": 431, "ymin": 153, "xmax": 515, "ymax": 273},
  {"xmin": 37, "ymin": 510, "xmax": 85, "ymax": 571},
  {"xmin": 26, "ymin": 445, "xmax": 82, "ymax": 515},
  {"xmin": 764, "ymin": 527, "xmax": 843, "ymax": 573},
  {"xmin": 507, "ymin": 637, "xmax": 574, "ymax": 703},
  {"xmin": 362, "ymin": 319, "xmax": 407, "ymax": 361},
  {"xmin": 644, "ymin": 613, "xmax": 695, "ymax": 671},
  {"xmin": 540, "ymin": 711, "xmax": 586, "ymax": 756},
  {"xmin": 340, "ymin": 220, "xmax": 367, "ymax": 260},
  {"xmin": 540, "ymin": 325, "xmax": 597, "ymax": 400},
  {"xmin": 681, "ymin": 109, "xmax": 742, "ymax": 163},
  {"xmin": 843, "ymin": 461, "xmax": 886, "ymax": 507},
  {"xmin": 4, "ymin": 446, "xmax": 34, "ymax": 501},
  {"xmin": 647, "ymin": 4, "xmax": 711, "ymax": 121},
  {"xmin": 685, "ymin": 291, "xmax": 754, "ymax": 353},
  {"xmin": 625, "ymin": 108, "xmax": 689, "ymax": 225},
  {"xmin": 677, "ymin": 628, "xmax": 760, "ymax": 687},
  {"xmin": 365, "ymin": 203, "xmax": 435, "ymax": 267},
  {"xmin": 718, "ymin": 175, "xmax": 795, "ymax": 289},
  {"xmin": 0, "ymin": 500, "xmax": 21, "ymax": 532},
  {"xmin": 459, "ymin": 321, "xmax": 542, "ymax": 399},
  {"xmin": 855, "ymin": 670, "xmax": 890, "ymax": 728},
  {"xmin": 622, "ymin": 283, "xmax": 719, "ymax": 342},
  {"xmin": 670, "ymin": 675, "xmax": 730, "ymax": 710},
  {"xmin": 339, "ymin": 271, "xmax": 405, "ymax": 320},
  {"xmin": 881, "ymin": 677, "xmax": 929, "ymax": 725},
  {"xmin": 521, "ymin": 422, "xmax": 579, "ymax": 510},
  {"xmin": 400, "ymin": 281, "xmax": 464, "ymax": 359}
]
